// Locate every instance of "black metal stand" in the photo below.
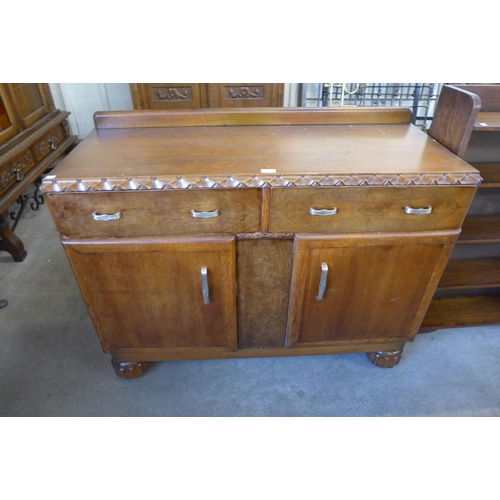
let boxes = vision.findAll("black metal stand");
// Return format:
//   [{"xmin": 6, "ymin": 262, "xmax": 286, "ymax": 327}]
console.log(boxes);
[{"xmin": 9, "ymin": 177, "xmax": 44, "ymax": 231}]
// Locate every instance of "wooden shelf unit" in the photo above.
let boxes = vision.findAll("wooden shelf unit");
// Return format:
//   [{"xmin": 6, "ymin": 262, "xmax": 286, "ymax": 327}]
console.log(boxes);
[{"xmin": 422, "ymin": 84, "xmax": 500, "ymax": 330}]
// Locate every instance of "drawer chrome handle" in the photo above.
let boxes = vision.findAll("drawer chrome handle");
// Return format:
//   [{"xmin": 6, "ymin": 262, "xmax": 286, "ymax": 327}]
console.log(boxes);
[
  {"xmin": 13, "ymin": 168, "xmax": 24, "ymax": 181},
  {"xmin": 201, "ymin": 266, "xmax": 210, "ymax": 305},
  {"xmin": 191, "ymin": 209, "xmax": 219, "ymax": 219},
  {"xmin": 404, "ymin": 206, "xmax": 432, "ymax": 215},
  {"xmin": 309, "ymin": 207, "xmax": 337, "ymax": 216},
  {"xmin": 92, "ymin": 211, "xmax": 122, "ymax": 221},
  {"xmin": 316, "ymin": 262, "xmax": 328, "ymax": 301},
  {"xmin": 48, "ymin": 139, "xmax": 57, "ymax": 151}
]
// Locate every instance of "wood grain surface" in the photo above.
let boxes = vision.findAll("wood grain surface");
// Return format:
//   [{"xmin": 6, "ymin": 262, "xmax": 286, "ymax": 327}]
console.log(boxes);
[
  {"xmin": 286, "ymin": 231, "xmax": 458, "ymax": 346},
  {"xmin": 64, "ymin": 236, "xmax": 237, "ymax": 352},
  {"xmin": 270, "ymin": 186, "xmax": 475, "ymax": 233},
  {"xmin": 48, "ymin": 118, "xmax": 475, "ymax": 183},
  {"xmin": 236, "ymin": 239, "xmax": 293, "ymax": 348},
  {"xmin": 48, "ymin": 189, "xmax": 261, "ymax": 238}
]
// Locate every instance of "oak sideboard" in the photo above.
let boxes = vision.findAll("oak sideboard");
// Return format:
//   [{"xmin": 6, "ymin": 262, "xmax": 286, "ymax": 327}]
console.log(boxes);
[{"xmin": 41, "ymin": 107, "xmax": 480, "ymax": 378}]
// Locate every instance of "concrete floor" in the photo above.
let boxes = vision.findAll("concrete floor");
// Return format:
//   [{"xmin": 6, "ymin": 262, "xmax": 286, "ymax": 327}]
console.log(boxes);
[{"xmin": 1, "ymin": 193, "xmax": 500, "ymax": 417}]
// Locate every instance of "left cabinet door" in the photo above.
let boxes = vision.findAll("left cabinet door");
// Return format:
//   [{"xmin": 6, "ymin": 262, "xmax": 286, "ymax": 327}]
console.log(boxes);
[{"xmin": 63, "ymin": 236, "xmax": 237, "ymax": 352}]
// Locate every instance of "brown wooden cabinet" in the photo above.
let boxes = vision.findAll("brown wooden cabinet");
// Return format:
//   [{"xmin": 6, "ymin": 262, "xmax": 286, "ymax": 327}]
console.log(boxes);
[
  {"xmin": 42, "ymin": 107, "xmax": 478, "ymax": 378},
  {"xmin": 130, "ymin": 83, "xmax": 284, "ymax": 109},
  {"xmin": 0, "ymin": 83, "xmax": 77, "ymax": 261},
  {"xmin": 422, "ymin": 85, "xmax": 500, "ymax": 330}
]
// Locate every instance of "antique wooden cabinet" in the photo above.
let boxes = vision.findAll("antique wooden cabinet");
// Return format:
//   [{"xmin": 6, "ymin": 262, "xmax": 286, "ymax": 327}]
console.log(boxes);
[
  {"xmin": 41, "ymin": 107, "xmax": 479, "ymax": 378},
  {"xmin": 0, "ymin": 83, "xmax": 77, "ymax": 261},
  {"xmin": 130, "ymin": 83, "xmax": 284, "ymax": 110}
]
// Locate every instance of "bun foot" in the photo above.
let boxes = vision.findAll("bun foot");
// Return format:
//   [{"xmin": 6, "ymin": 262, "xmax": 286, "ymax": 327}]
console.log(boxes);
[
  {"xmin": 367, "ymin": 349, "xmax": 403, "ymax": 368},
  {"xmin": 112, "ymin": 360, "xmax": 149, "ymax": 379}
]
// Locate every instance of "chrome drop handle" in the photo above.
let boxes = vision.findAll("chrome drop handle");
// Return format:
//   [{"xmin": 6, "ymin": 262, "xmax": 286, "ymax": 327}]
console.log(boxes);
[
  {"xmin": 404, "ymin": 206, "xmax": 432, "ymax": 215},
  {"xmin": 191, "ymin": 209, "xmax": 219, "ymax": 219},
  {"xmin": 92, "ymin": 211, "xmax": 121, "ymax": 221},
  {"xmin": 316, "ymin": 262, "xmax": 328, "ymax": 301},
  {"xmin": 201, "ymin": 267, "xmax": 210, "ymax": 305},
  {"xmin": 309, "ymin": 207, "xmax": 337, "ymax": 216}
]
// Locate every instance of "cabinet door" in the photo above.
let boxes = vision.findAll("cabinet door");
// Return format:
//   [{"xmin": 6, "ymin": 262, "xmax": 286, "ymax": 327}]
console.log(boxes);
[
  {"xmin": 6, "ymin": 83, "xmax": 49, "ymax": 129},
  {"xmin": 130, "ymin": 83, "xmax": 208, "ymax": 109},
  {"xmin": 286, "ymin": 231, "xmax": 458, "ymax": 347},
  {"xmin": 0, "ymin": 84, "xmax": 20, "ymax": 145},
  {"xmin": 207, "ymin": 83, "xmax": 284, "ymax": 108},
  {"xmin": 64, "ymin": 236, "xmax": 237, "ymax": 352}
]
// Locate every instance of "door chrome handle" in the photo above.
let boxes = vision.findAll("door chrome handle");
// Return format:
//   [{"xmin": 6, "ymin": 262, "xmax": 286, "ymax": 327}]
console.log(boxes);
[
  {"xmin": 309, "ymin": 207, "xmax": 337, "ymax": 216},
  {"xmin": 404, "ymin": 206, "xmax": 432, "ymax": 215},
  {"xmin": 92, "ymin": 211, "xmax": 121, "ymax": 221},
  {"xmin": 191, "ymin": 209, "xmax": 219, "ymax": 219},
  {"xmin": 201, "ymin": 266, "xmax": 210, "ymax": 304},
  {"xmin": 316, "ymin": 262, "xmax": 328, "ymax": 301}
]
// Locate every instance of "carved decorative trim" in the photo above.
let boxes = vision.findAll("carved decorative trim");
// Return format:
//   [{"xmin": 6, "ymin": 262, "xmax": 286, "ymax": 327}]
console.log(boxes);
[
  {"xmin": 236, "ymin": 233, "xmax": 294, "ymax": 240},
  {"xmin": 154, "ymin": 88, "xmax": 192, "ymax": 101},
  {"xmin": 226, "ymin": 86, "xmax": 264, "ymax": 100},
  {"xmin": 0, "ymin": 111, "xmax": 70, "ymax": 167},
  {"xmin": 41, "ymin": 171, "xmax": 482, "ymax": 194}
]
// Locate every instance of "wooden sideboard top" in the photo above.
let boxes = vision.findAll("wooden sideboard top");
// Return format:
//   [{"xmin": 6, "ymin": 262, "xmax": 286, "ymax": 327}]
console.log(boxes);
[{"xmin": 43, "ymin": 108, "xmax": 481, "ymax": 192}]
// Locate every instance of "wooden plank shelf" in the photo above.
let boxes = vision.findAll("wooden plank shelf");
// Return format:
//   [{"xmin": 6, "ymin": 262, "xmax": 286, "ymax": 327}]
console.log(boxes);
[
  {"xmin": 475, "ymin": 111, "xmax": 500, "ymax": 131},
  {"xmin": 458, "ymin": 215, "xmax": 500, "ymax": 244},
  {"xmin": 437, "ymin": 258, "xmax": 500, "ymax": 290},
  {"xmin": 469, "ymin": 162, "xmax": 500, "ymax": 187},
  {"xmin": 421, "ymin": 294, "xmax": 500, "ymax": 329}
]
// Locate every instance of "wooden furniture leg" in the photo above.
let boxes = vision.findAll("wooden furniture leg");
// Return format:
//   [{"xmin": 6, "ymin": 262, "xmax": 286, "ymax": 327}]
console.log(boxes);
[
  {"xmin": 367, "ymin": 348, "xmax": 404, "ymax": 368},
  {"xmin": 111, "ymin": 358, "xmax": 149, "ymax": 379},
  {"xmin": 0, "ymin": 210, "xmax": 27, "ymax": 262}
]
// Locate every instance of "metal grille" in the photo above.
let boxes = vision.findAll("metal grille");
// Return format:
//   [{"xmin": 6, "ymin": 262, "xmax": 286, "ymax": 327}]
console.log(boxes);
[{"xmin": 298, "ymin": 83, "xmax": 443, "ymax": 130}]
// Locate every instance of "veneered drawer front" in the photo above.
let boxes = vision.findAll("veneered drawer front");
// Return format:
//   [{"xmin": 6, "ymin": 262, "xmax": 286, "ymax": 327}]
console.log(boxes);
[
  {"xmin": 47, "ymin": 189, "xmax": 261, "ymax": 238},
  {"xmin": 270, "ymin": 186, "xmax": 476, "ymax": 233}
]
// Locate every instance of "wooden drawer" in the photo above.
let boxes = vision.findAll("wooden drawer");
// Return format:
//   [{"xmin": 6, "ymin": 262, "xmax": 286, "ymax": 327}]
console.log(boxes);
[
  {"xmin": 0, "ymin": 150, "xmax": 35, "ymax": 198},
  {"xmin": 47, "ymin": 189, "xmax": 262, "ymax": 238},
  {"xmin": 33, "ymin": 124, "xmax": 64, "ymax": 161},
  {"xmin": 270, "ymin": 186, "xmax": 476, "ymax": 233}
]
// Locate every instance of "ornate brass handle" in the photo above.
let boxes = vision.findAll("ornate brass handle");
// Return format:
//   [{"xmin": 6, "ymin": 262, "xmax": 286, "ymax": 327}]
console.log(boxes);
[
  {"xmin": 309, "ymin": 207, "xmax": 337, "ymax": 216},
  {"xmin": 191, "ymin": 209, "xmax": 219, "ymax": 219},
  {"xmin": 404, "ymin": 206, "xmax": 432, "ymax": 215},
  {"xmin": 316, "ymin": 262, "xmax": 328, "ymax": 301},
  {"xmin": 201, "ymin": 266, "xmax": 210, "ymax": 304},
  {"xmin": 92, "ymin": 211, "xmax": 122, "ymax": 221}
]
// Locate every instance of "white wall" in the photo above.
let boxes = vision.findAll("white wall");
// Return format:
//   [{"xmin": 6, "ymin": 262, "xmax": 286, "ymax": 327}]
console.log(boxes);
[
  {"xmin": 49, "ymin": 83, "xmax": 298, "ymax": 139},
  {"xmin": 49, "ymin": 83, "xmax": 133, "ymax": 139}
]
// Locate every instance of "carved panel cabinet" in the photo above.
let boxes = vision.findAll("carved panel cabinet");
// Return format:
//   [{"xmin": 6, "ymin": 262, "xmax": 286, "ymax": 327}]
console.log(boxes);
[
  {"xmin": 0, "ymin": 83, "xmax": 77, "ymax": 261},
  {"xmin": 130, "ymin": 83, "xmax": 284, "ymax": 110},
  {"xmin": 42, "ymin": 107, "xmax": 479, "ymax": 378}
]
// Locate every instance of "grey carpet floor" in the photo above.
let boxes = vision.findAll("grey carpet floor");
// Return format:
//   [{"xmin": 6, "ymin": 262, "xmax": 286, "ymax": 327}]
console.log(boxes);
[{"xmin": 1, "ymin": 194, "xmax": 499, "ymax": 417}]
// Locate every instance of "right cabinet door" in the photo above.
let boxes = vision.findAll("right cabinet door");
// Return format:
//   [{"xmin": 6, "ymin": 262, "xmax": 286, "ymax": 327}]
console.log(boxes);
[{"xmin": 286, "ymin": 231, "xmax": 458, "ymax": 347}]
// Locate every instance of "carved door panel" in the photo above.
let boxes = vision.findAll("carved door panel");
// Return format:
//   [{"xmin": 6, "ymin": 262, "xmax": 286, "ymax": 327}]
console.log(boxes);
[
  {"xmin": 130, "ymin": 83, "xmax": 208, "ymax": 109},
  {"xmin": 63, "ymin": 236, "xmax": 237, "ymax": 352},
  {"xmin": 286, "ymin": 232, "xmax": 458, "ymax": 347},
  {"xmin": 207, "ymin": 83, "xmax": 284, "ymax": 108}
]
